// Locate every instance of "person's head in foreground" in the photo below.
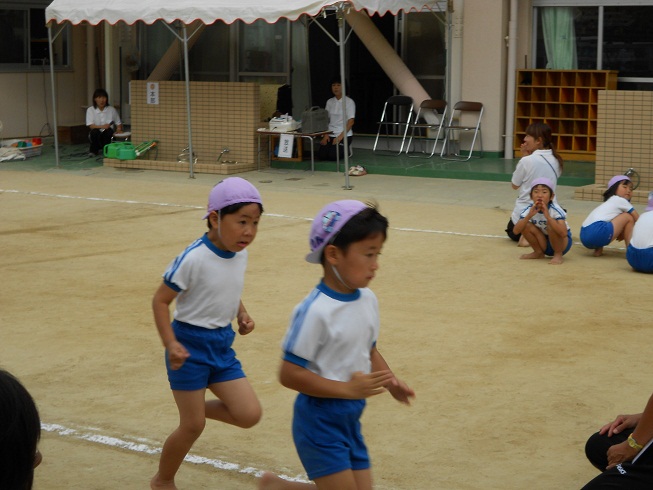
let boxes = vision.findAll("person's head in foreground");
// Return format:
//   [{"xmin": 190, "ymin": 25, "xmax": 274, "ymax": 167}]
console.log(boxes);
[
  {"xmin": 0, "ymin": 369, "xmax": 42, "ymax": 490},
  {"xmin": 603, "ymin": 174, "xmax": 633, "ymax": 202},
  {"xmin": 306, "ymin": 200, "xmax": 388, "ymax": 293},
  {"xmin": 203, "ymin": 177, "xmax": 263, "ymax": 253},
  {"xmin": 530, "ymin": 177, "xmax": 555, "ymax": 211}
]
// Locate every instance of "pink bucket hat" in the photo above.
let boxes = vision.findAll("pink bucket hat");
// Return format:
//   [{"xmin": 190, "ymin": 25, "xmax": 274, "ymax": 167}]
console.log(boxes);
[
  {"xmin": 607, "ymin": 174, "xmax": 631, "ymax": 189},
  {"xmin": 530, "ymin": 177, "xmax": 555, "ymax": 193},
  {"xmin": 203, "ymin": 177, "xmax": 262, "ymax": 219},
  {"xmin": 306, "ymin": 200, "xmax": 368, "ymax": 264}
]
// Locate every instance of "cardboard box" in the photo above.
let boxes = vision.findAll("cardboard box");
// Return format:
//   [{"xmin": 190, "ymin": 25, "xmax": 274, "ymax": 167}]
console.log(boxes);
[{"xmin": 57, "ymin": 125, "xmax": 88, "ymax": 145}]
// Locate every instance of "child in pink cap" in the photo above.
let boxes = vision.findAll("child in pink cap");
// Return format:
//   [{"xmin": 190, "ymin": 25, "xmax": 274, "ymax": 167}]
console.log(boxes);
[
  {"xmin": 151, "ymin": 177, "xmax": 263, "ymax": 489},
  {"xmin": 580, "ymin": 175, "xmax": 639, "ymax": 257},
  {"xmin": 512, "ymin": 177, "xmax": 572, "ymax": 264},
  {"xmin": 260, "ymin": 200, "xmax": 414, "ymax": 490},
  {"xmin": 627, "ymin": 191, "xmax": 653, "ymax": 273}
]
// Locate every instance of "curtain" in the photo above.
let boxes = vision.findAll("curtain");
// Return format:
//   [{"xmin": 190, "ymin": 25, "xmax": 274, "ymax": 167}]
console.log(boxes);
[{"xmin": 541, "ymin": 7, "xmax": 577, "ymax": 69}]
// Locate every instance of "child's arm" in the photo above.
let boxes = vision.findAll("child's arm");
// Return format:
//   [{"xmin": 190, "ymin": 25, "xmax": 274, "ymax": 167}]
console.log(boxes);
[
  {"xmin": 152, "ymin": 282, "xmax": 189, "ymax": 370},
  {"xmin": 541, "ymin": 206, "xmax": 568, "ymax": 237},
  {"xmin": 278, "ymin": 360, "xmax": 394, "ymax": 400},
  {"xmin": 371, "ymin": 346, "xmax": 415, "ymax": 405},
  {"xmin": 512, "ymin": 206, "xmax": 538, "ymax": 235},
  {"xmin": 631, "ymin": 209, "xmax": 640, "ymax": 222},
  {"xmin": 237, "ymin": 300, "xmax": 255, "ymax": 335}
]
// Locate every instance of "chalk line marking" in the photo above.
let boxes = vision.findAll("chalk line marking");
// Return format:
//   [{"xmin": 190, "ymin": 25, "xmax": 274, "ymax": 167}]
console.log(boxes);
[
  {"xmin": 3, "ymin": 188, "xmax": 627, "ymax": 249},
  {"xmin": 1, "ymin": 188, "xmax": 510, "ymax": 240},
  {"xmin": 41, "ymin": 422, "xmax": 309, "ymax": 483}
]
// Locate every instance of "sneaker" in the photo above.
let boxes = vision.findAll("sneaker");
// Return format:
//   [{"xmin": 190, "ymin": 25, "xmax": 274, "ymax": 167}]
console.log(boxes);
[{"xmin": 348, "ymin": 165, "xmax": 367, "ymax": 176}]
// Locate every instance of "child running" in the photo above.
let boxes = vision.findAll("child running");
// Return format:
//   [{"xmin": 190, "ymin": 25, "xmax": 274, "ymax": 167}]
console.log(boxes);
[
  {"xmin": 151, "ymin": 177, "xmax": 264, "ymax": 489},
  {"xmin": 259, "ymin": 200, "xmax": 415, "ymax": 490},
  {"xmin": 512, "ymin": 177, "xmax": 572, "ymax": 265},
  {"xmin": 580, "ymin": 174, "xmax": 639, "ymax": 257}
]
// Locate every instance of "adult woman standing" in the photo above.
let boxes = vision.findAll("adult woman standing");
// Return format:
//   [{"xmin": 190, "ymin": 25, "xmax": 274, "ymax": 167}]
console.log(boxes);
[{"xmin": 507, "ymin": 122, "xmax": 564, "ymax": 243}]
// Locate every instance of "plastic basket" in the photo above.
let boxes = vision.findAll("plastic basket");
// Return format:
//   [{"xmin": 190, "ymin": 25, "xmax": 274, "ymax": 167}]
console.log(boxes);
[{"xmin": 2, "ymin": 139, "xmax": 43, "ymax": 158}]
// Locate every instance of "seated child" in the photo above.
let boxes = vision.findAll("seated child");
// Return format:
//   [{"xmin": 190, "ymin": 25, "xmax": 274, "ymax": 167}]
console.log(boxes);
[
  {"xmin": 580, "ymin": 175, "xmax": 639, "ymax": 257},
  {"xmin": 512, "ymin": 177, "xmax": 572, "ymax": 265},
  {"xmin": 627, "ymin": 191, "xmax": 653, "ymax": 273}
]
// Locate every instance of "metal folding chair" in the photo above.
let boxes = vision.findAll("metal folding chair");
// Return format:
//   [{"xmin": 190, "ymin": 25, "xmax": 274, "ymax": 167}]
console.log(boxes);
[
  {"xmin": 405, "ymin": 99, "xmax": 447, "ymax": 158},
  {"xmin": 373, "ymin": 95, "xmax": 413, "ymax": 154},
  {"xmin": 440, "ymin": 101, "xmax": 484, "ymax": 161}
]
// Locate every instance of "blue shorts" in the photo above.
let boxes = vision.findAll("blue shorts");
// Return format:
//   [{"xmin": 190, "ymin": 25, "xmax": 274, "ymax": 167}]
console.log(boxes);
[
  {"xmin": 166, "ymin": 320, "xmax": 245, "ymax": 391},
  {"xmin": 627, "ymin": 245, "xmax": 653, "ymax": 273},
  {"xmin": 580, "ymin": 221, "xmax": 614, "ymax": 249},
  {"xmin": 292, "ymin": 394, "xmax": 369, "ymax": 480},
  {"xmin": 544, "ymin": 229, "xmax": 573, "ymax": 256}
]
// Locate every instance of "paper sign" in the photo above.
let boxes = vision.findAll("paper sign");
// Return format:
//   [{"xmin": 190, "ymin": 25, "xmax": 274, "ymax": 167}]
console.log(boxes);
[
  {"xmin": 147, "ymin": 82, "xmax": 159, "ymax": 105},
  {"xmin": 278, "ymin": 133, "xmax": 294, "ymax": 158}
]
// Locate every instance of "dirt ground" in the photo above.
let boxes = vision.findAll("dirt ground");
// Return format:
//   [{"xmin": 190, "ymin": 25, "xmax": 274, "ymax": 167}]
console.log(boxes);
[{"xmin": 1, "ymin": 166, "xmax": 652, "ymax": 490}]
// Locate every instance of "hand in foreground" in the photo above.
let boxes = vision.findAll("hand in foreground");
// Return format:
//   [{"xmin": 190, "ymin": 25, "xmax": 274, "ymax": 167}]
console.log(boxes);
[
  {"xmin": 348, "ymin": 370, "xmax": 394, "ymax": 399},
  {"xmin": 606, "ymin": 440, "xmax": 640, "ymax": 469},
  {"xmin": 166, "ymin": 340, "xmax": 190, "ymax": 370},
  {"xmin": 599, "ymin": 413, "xmax": 641, "ymax": 437},
  {"xmin": 387, "ymin": 376, "xmax": 416, "ymax": 405},
  {"xmin": 237, "ymin": 311, "xmax": 255, "ymax": 335}
]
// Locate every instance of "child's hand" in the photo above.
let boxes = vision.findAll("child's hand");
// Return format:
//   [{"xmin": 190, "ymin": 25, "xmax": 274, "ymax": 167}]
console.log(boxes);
[
  {"xmin": 237, "ymin": 311, "xmax": 255, "ymax": 335},
  {"xmin": 348, "ymin": 370, "xmax": 394, "ymax": 399},
  {"xmin": 166, "ymin": 340, "xmax": 190, "ymax": 370},
  {"xmin": 387, "ymin": 376, "xmax": 416, "ymax": 405}
]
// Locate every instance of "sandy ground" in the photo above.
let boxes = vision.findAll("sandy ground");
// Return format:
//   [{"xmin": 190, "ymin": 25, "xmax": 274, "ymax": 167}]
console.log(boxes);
[{"xmin": 1, "ymin": 165, "xmax": 652, "ymax": 490}]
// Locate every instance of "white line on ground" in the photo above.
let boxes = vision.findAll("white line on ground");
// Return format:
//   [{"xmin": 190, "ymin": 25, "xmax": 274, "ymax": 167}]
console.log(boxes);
[{"xmin": 41, "ymin": 422, "xmax": 310, "ymax": 484}]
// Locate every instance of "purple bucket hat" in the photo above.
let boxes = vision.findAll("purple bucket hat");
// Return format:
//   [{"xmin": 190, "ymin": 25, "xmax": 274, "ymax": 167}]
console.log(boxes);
[
  {"xmin": 203, "ymin": 177, "xmax": 262, "ymax": 219},
  {"xmin": 607, "ymin": 174, "xmax": 631, "ymax": 190},
  {"xmin": 306, "ymin": 200, "xmax": 368, "ymax": 264},
  {"xmin": 647, "ymin": 191, "xmax": 653, "ymax": 212},
  {"xmin": 530, "ymin": 177, "xmax": 555, "ymax": 193}
]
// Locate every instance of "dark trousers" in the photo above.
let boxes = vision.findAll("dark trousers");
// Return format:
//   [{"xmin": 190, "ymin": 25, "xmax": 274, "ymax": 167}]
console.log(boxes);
[
  {"xmin": 582, "ymin": 431, "xmax": 653, "ymax": 489},
  {"xmin": 318, "ymin": 136, "xmax": 352, "ymax": 161},
  {"xmin": 89, "ymin": 128, "xmax": 114, "ymax": 155}
]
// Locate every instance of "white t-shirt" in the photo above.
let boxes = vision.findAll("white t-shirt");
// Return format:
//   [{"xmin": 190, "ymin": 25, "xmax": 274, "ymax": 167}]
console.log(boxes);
[
  {"xmin": 511, "ymin": 149, "xmax": 562, "ymax": 224},
  {"xmin": 325, "ymin": 96, "xmax": 355, "ymax": 137},
  {"xmin": 163, "ymin": 234, "xmax": 247, "ymax": 329},
  {"xmin": 582, "ymin": 195, "xmax": 634, "ymax": 227},
  {"xmin": 86, "ymin": 105, "xmax": 122, "ymax": 128},
  {"xmin": 519, "ymin": 202, "xmax": 569, "ymax": 235},
  {"xmin": 282, "ymin": 282, "xmax": 379, "ymax": 383},
  {"xmin": 630, "ymin": 211, "xmax": 653, "ymax": 249}
]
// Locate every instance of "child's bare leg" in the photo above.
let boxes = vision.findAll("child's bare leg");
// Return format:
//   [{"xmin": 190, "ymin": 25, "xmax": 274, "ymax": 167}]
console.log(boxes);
[
  {"xmin": 206, "ymin": 378, "xmax": 262, "ymax": 428},
  {"xmin": 548, "ymin": 232, "xmax": 568, "ymax": 265},
  {"xmin": 612, "ymin": 213, "xmax": 636, "ymax": 246},
  {"xmin": 519, "ymin": 225, "xmax": 546, "ymax": 260},
  {"xmin": 593, "ymin": 247, "xmax": 604, "ymax": 257},
  {"xmin": 258, "ymin": 472, "xmax": 315, "ymax": 490},
  {"xmin": 151, "ymin": 390, "xmax": 207, "ymax": 489}
]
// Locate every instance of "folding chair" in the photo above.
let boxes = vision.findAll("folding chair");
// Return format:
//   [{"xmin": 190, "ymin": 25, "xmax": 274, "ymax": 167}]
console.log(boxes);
[
  {"xmin": 373, "ymin": 95, "xmax": 413, "ymax": 154},
  {"xmin": 440, "ymin": 101, "xmax": 484, "ymax": 161},
  {"xmin": 405, "ymin": 99, "xmax": 447, "ymax": 158}
]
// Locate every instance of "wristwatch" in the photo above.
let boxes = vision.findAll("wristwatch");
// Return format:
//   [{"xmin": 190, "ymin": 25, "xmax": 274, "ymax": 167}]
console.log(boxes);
[{"xmin": 628, "ymin": 433, "xmax": 644, "ymax": 451}]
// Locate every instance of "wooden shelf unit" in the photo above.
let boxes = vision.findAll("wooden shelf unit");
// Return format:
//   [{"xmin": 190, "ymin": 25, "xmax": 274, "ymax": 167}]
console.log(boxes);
[{"xmin": 513, "ymin": 69, "xmax": 617, "ymax": 161}]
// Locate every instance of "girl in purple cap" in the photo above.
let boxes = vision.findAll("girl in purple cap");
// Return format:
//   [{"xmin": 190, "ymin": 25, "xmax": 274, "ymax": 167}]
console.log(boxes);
[
  {"xmin": 512, "ymin": 177, "xmax": 572, "ymax": 264},
  {"xmin": 260, "ymin": 200, "xmax": 414, "ymax": 490},
  {"xmin": 150, "ymin": 177, "xmax": 263, "ymax": 489},
  {"xmin": 580, "ymin": 175, "xmax": 639, "ymax": 257}
]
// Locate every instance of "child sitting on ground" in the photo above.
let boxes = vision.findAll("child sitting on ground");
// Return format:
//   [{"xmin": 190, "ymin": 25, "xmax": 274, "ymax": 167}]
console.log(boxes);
[
  {"xmin": 512, "ymin": 177, "xmax": 572, "ymax": 265},
  {"xmin": 627, "ymin": 191, "xmax": 653, "ymax": 273},
  {"xmin": 580, "ymin": 174, "xmax": 639, "ymax": 257}
]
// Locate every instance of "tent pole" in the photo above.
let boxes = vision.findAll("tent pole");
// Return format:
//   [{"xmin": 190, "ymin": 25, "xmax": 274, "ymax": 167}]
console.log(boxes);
[
  {"xmin": 337, "ymin": 4, "xmax": 352, "ymax": 190},
  {"xmin": 48, "ymin": 24, "xmax": 60, "ymax": 168},
  {"xmin": 182, "ymin": 25, "xmax": 195, "ymax": 179}
]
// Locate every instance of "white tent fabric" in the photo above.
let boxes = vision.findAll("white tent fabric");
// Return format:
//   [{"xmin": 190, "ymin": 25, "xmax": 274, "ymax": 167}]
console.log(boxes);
[
  {"xmin": 45, "ymin": 0, "xmax": 438, "ymax": 26},
  {"xmin": 45, "ymin": 0, "xmax": 441, "ymax": 186}
]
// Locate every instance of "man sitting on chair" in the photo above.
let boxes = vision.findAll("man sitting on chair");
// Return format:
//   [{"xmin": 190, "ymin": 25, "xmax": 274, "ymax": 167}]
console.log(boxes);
[{"xmin": 318, "ymin": 76, "xmax": 355, "ymax": 161}]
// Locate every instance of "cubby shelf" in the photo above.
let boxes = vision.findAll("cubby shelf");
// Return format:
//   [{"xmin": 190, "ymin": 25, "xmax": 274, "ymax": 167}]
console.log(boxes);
[{"xmin": 514, "ymin": 69, "xmax": 617, "ymax": 161}]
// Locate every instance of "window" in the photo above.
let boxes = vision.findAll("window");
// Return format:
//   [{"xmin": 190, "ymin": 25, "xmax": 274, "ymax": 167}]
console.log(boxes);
[
  {"xmin": 534, "ymin": 2, "xmax": 653, "ymax": 89},
  {"xmin": 0, "ymin": 6, "xmax": 70, "ymax": 69}
]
